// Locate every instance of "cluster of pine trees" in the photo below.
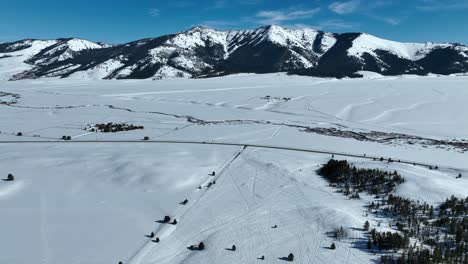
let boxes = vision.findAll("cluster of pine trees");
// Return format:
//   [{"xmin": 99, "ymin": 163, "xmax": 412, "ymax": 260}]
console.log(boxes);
[
  {"xmin": 319, "ymin": 159, "xmax": 467, "ymax": 263},
  {"xmin": 381, "ymin": 243, "xmax": 467, "ymax": 264},
  {"xmin": 439, "ymin": 196, "xmax": 468, "ymax": 216},
  {"xmin": 385, "ymin": 194, "xmax": 434, "ymax": 220},
  {"xmin": 369, "ymin": 229, "xmax": 410, "ymax": 251},
  {"xmin": 372, "ymin": 195, "xmax": 468, "ymax": 263},
  {"xmin": 318, "ymin": 159, "xmax": 405, "ymax": 197},
  {"xmin": 91, "ymin": 122, "xmax": 144, "ymax": 133}
]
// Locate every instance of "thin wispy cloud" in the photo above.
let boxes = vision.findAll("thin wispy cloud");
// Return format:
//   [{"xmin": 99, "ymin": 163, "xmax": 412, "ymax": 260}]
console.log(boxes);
[
  {"xmin": 283, "ymin": 20, "xmax": 358, "ymax": 31},
  {"xmin": 368, "ymin": 0, "xmax": 393, "ymax": 9},
  {"xmin": 210, "ymin": 0, "xmax": 228, "ymax": 9},
  {"xmin": 316, "ymin": 19, "xmax": 358, "ymax": 30},
  {"xmin": 254, "ymin": 7, "xmax": 321, "ymax": 24},
  {"xmin": 329, "ymin": 0, "xmax": 361, "ymax": 14},
  {"xmin": 285, "ymin": 23, "xmax": 315, "ymax": 29},
  {"xmin": 170, "ymin": 1, "xmax": 196, "ymax": 8},
  {"xmin": 417, "ymin": 0, "xmax": 468, "ymax": 11},
  {"xmin": 242, "ymin": 0, "xmax": 263, "ymax": 5},
  {"xmin": 200, "ymin": 20, "xmax": 239, "ymax": 28},
  {"xmin": 148, "ymin": 8, "xmax": 160, "ymax": 17},
  {"xmin": 379, "ymin": 17, "xmax": 404, "ymax": 26}
]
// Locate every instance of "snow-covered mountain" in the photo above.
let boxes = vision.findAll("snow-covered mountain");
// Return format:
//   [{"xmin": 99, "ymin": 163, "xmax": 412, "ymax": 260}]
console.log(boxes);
[
  {"xmin": 0, "ymin": 38, "xmax": 107, "ymax": 80},
  {"xmin": 1, "ymin": 25, "xmax": 467, "ymax": 80}
]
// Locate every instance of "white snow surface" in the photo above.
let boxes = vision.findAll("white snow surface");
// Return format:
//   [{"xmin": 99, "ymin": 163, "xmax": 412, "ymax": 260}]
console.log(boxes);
[
  {"xmin": 348, "ymin": 34, "xmax": 454, "ymax": 60},
  {"xmin": 65, "ymin": 38, "xmax": 104, "ymax": 51},
  {"xmin": 168, "ymin": 27, "xmax": 228, "ymax": 51},
  {"xmin": 154, "ymin": 65, "xmax": 192, "ymax": 79},
  {"xmin": 0, "ymin": 40, "xmax": 57, "ymax": 79},
  {"xmin": 0, "ymin": 38, "xmax": 104, "ymax": 80},
  {"xmin": 43, "ymin": 39, "xmax": 104, "ymax": 63},
  {"xmin": 0, "ymin": 74, "xmax": 467, "ymax": 264},
  {"xmin": 68, "ymin": 59, "xmax": 125, "ymax": 80}
]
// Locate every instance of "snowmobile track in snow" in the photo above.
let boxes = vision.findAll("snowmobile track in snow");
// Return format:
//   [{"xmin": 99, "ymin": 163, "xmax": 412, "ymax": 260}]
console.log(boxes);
[{"xmin": 127, "ymin": 146, "xmax": 246, "ymax": 264}]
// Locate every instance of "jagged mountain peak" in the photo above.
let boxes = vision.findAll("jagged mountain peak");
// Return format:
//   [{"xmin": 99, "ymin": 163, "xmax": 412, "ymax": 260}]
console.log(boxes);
[
  {"xmin": 185, "ymin": 26, "xmax": 218, "ymax": 33},
  {"xmin": 55, "ymin": 38, "xmax": 104, "ymax": 51}
]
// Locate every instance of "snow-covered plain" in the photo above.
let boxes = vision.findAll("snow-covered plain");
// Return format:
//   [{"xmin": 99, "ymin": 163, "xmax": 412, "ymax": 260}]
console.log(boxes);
[{"xmin": 0, "ymin": 73, "xmax": 467, "ymax": 264}]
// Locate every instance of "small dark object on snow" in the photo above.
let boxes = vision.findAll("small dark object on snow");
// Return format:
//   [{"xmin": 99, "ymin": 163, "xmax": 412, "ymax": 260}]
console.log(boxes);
[
  {"xmin": 163, "ymin": 216, "xmax": 171, "ymax": 223},
  {"xmin": 330, "ymin": 243, "xmax": 336, "ymax": 250},
  {"xmin": 4, "ymin": 174, "xmax": 14, "ymax": 181},
  {"xmin": 170, "ymin": 219, "xmax": 177, "ymax": 225},
  {"xmin": 209, "ymin": 171, "xmax": 215, "ymax": 176},
  {"xmin": 212, "ymin": 180, "xmax": 216, "ymax": 184},
  {"xmin": 180, "ymin": 199, "xmax": 188, "ymax": 205},
  {"xmin": 187, "ymin": 243, "xmax": 205, "ymax": 251},
  {"xmin": 287, "ymin": 253, "xmax": 294, "ymax": 261},
  {"xmin": 7, "ymin": 173, "xmax": 15, "ymax": 181},
  {"xmin": 143, "ymin": 136, "xmax": 150, "ymax": 141},
  {"xmin": 272, "ymin": 225, "xmax": 278, "ymax": 228},
  {"xmin": 207, "ymin": 182, "xmax": 212, "ymax": 188},
  {"xmin": 118, "ymin": 262, "xmax": 123, "ymax": 264},
  {"xmin": 258, "ymin": 255, "xmax": 265, "ymax": 260},
  {"xmin": 226, "ymin": 244, "xmax": 237, "ymax": 251},
  {"xmin": 457, "ymin": 173, "xmax": 462, "ymax": 179},
  {"xmin": 16, "ymin": 132, "xmax": 22, "ymax": 136},
  {"xmin": 145, "ymin": 232, "xmax": 154, "ymax": 238},
  {"xmin": 152, "ymin": 237, "xmax": 160, "ymax": 243},
  {"xmin": 198, "ymin": 242, "xmax": 205, "ymax": 250},
  {"xmin": 197, "ymin": 186, "xmax": 202, "ymax": 190}
]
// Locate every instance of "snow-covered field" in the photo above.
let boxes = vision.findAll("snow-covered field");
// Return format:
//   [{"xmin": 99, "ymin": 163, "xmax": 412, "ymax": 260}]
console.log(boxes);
[{"xmin": 0, "ymin": 73, "xmax": 467, "ymax": 264}]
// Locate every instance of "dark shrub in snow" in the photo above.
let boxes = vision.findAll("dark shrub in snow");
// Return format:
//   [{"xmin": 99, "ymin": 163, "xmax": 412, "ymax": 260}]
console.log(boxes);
[{"xmin": 198, "ymin": 242, "xmax": 205, "ymax": 250}]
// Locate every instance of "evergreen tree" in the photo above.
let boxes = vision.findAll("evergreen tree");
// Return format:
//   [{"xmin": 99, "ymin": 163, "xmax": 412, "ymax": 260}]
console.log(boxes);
[
  {"xmin": 364, "ymin": 220, "xmax": 370, "ymax": 231},
  {"xmin": 428, "ymin": 206, "xmax": 434, "ymax": 219}
]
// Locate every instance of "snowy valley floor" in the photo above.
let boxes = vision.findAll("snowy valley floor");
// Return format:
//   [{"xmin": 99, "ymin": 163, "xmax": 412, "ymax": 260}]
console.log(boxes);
[{"xmin": 0, "ymin": 73, "xmax": 467, "ymax": 264}]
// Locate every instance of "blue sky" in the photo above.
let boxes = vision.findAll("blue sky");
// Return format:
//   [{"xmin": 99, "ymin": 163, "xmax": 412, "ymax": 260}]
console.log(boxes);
[{"xmin": 1, "ymin": 0, "xmax": 468, "ymax": 44}]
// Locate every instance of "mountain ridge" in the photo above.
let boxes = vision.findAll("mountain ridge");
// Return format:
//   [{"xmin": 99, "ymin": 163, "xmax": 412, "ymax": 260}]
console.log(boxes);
[{"xmin": 1, "ymin": 25, "xmax": 467, "ymax": 80}]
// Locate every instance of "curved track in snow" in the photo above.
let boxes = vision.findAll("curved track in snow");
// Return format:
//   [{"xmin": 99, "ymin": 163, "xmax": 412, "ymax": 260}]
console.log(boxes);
[{"xmin": 127, "ymin": 146, "xmax": 247, "ymax": 264}]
